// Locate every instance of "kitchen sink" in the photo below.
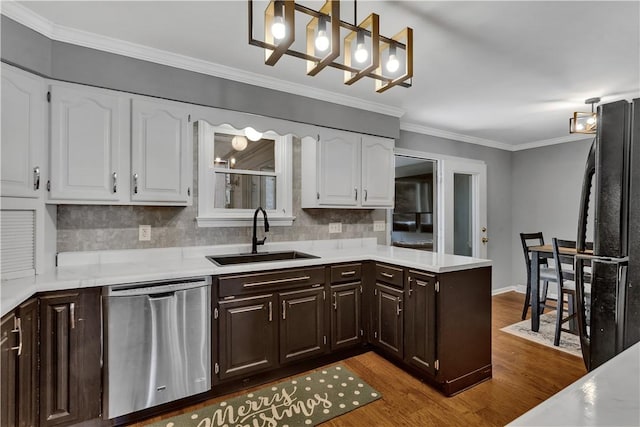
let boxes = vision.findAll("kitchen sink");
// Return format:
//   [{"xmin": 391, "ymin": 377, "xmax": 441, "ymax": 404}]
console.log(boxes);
[{"xmin": 206, "ymin": 250, "xmax": 319, "ymax": 266}]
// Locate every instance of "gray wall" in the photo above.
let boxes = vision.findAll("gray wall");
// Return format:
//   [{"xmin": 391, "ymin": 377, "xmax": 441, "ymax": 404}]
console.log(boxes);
[
  {"xmin": 1, "ymin": 16, "xmax": 399, "ymax": 139},
  {"xmin": 57, "ymin": 135, "xmax": 386, "ymax": 252},
  {"xmin": 397, "ymin": 131, "xmax": 513, "ymax": 291},
  {"xmin": 511, "ymin": 138, "xmax": 593, "ymax": 286}
]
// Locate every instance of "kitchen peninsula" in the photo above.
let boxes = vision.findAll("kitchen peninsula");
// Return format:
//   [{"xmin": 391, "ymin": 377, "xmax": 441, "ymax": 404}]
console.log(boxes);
[{"xmin": 1, "ymin": 238, "xmax": 492, "ymax": 425}]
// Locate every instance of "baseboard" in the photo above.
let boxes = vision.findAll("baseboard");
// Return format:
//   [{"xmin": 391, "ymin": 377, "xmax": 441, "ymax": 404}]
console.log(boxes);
[{"xmin": 493, "ymin": 284, "xmax": 558, "ymax": 300}]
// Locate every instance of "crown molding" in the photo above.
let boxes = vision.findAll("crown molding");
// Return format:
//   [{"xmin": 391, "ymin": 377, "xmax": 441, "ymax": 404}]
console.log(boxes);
[
  {"xmin": 510, "ymin": 134, "xmax": 594, "ymax": 152},
  {"xmin": 0, "ymin": 1, "xmax": 405, "ymax": 118},
  {"xmin": 400, "ymin": 122, "xmax": 514, "ymax": 151}
]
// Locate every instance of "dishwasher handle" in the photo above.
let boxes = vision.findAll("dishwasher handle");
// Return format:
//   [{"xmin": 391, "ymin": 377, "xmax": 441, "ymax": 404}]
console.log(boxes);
[{"xmin": 108, "ymin": 279, "xmax": 209, "ymax": 297}]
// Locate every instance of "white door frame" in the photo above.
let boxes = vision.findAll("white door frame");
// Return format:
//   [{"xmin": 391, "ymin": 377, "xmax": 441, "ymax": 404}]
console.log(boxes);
[
  {"xmin": 440, "ymin": 158, "xmax": 487, "ymax": 258},
  {"xmin": 392, "ymin": 148, "xmax": 487, "ymax": 258}
]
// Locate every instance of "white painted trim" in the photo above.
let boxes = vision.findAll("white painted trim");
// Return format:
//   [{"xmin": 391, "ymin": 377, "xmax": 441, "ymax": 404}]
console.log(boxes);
[
  {"xmin": 394, "ymin": 147, "xmax": 485, "ymax": 165},
  {"xmin": 2, "ymin": 1, "xmax": 596, "ymax": 152},
  {"xmin": 400, "ymin": 122, "xmax": 514, "ymax": 152},
  {"xmin": 400, "ymin": 122, "xmax": 595, "ymax": 152},
  {"xmin": 510, "ymin": 134, "xmax": 594, "ymax": 152},
  {"xmin": 0, "ymin": 2, "xmax": 405, "ymax": 119},
  {"xmin": 492, "ymin": 286, "xmax": 518, "ymax": 296}
]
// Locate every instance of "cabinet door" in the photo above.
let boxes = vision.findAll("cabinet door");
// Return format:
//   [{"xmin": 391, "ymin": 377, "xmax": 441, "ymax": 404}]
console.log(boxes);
[
  {"xmin": 131, "ymin": 98, "xmax": 192, "ymax": 204},
  {"xmin": 330, "ymin": 282, "xmax": 362, "ymax": 350},
  {"xmin": 405, "ymin": 273, "xmax": 437, "ymax": 376},
  {"xmin": 49, "ymin": 84, "xmax": 127, "ymax": 202},
  {"xmin": 361, "ymin": 136, "xmax": 394, "ymax": 207},
  {"xmin": 373, "ymin": 283, "xmax": 404, "ymax": 359},
  {"xmin": 218, "ymin": 294, "xmax": 277, "ymax": 380},
  {"xmin": 1, "ymin": 64, "xmax": 45, "ymax": 199},
  {"xmin": 279, "ymin": 288, "xmax": 326, "ymax": 364},
  {"xmin": 17, "ymin": 298, "xmax": 39, "ymax": 427},
  {"xmin": 317, "ymin": 130, "xmax": 360, "ymax": 206},
  {"xmin": 40, "ymin": 290, "xmax": 101, "ymax": 426},
  {"xmin": 1, "ymin": 312, "xmax": 18, "ymax": 427}
]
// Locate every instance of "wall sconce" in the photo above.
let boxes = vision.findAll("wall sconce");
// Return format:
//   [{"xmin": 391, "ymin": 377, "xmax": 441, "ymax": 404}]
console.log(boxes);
[
  {"xmin": 248, "ymin": 0, "xmax": 413, "ymax": 92},
  {"xmin": 570, "ymin": 97, "xmax": 600, "ymax": 134}
]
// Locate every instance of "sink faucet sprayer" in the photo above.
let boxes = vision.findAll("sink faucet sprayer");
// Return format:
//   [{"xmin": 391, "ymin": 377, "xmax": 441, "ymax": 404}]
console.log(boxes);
[{"xmin": 252, "ymin": 207, "xmax": 270, "ymax": 254}]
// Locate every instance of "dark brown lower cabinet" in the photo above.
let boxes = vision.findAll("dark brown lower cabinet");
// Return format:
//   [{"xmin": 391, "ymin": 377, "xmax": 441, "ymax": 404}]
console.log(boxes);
[
  {"xmin": 1, "ymin": 311, "xmax": 18, "ymax": 427},
  {"xmin": 279, "ymin": 287, "xmax": 327, "ymax": 364},
  {"xmin": 1, "ymin": 299, "xmax": 39, "ymax": 427},
  {"xmin": 330, "ymin": 282, "xmax": 362, "ymax": 350},
  {"xmin": 218, "ymin": 294, "xmax": 277, "ymax": 380},
  {"xmin": 372, "ymin": 283, "xmax": 404, "ymax": 359},
  {"xmin": 39, "ymin": 289, "xmax": 101, "ymax": 427},
  {"xmin": 404, "ymin": 271, "xmax": 437, "ymax": 376}
]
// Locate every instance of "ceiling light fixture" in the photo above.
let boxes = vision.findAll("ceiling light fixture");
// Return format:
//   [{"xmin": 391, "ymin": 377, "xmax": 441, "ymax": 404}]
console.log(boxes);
[
  {"xmin": 570, "ymin": 97, "xmax": 600, "ymax": 134},
  {"xmin": 232, "ymin": 135, "xmax": 248, "ymax": 151},
  {"xmin": 249, "ymin": 0, "xmax": 413, "ymax": 93}
]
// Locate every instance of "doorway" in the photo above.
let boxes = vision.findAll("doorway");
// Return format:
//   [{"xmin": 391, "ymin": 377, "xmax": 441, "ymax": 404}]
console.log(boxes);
[{"xmin": 390, "ymin": 155, "xmax": 437, "ymax": 251}]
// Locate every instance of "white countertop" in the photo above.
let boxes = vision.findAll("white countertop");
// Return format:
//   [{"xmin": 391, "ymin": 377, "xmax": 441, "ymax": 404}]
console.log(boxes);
[
  {"xmin": 508, "ymin": 342, "xmax": 640, "ymax": 426},
  {"xmin": 1, "ymin": 238, "xmax": 491, "ymax": 317}
]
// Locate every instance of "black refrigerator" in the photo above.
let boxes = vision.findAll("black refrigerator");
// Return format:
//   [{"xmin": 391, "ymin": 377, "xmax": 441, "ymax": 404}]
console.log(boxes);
[{"xmin": 575, "ymin": 98, "xmax": 640, "ymax": 371}]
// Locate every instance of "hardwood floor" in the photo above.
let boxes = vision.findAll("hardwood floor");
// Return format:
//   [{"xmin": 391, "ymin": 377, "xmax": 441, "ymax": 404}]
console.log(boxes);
[{"xmin": 135, "ymin": 292, "xmax": 586, "ymax": 426}]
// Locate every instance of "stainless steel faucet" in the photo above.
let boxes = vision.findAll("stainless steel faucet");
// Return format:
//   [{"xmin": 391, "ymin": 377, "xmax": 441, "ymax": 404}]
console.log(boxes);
[{"xmin": 252, "ymin": 207, "xmax": 270, "ymax": 254}]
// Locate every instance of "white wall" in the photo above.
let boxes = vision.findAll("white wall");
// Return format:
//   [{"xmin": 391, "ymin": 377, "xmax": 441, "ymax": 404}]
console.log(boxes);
[{"xmin": 510, "ymin": 138, "xmax": 593, "ymax": 287}]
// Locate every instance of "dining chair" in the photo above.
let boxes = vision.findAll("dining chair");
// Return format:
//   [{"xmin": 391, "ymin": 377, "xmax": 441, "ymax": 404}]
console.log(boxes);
[
  {"xmin": 519, "ymin": 232, "xmax": 556, "ymax": 320},
  {"xmin": 551, "ymin": 238, "xmax": 583, "ymax": 346}
]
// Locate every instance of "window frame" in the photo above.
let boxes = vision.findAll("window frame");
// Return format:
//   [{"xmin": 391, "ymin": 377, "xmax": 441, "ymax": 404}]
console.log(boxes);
[{"xmin": 196, "ymin": 121, "xmax": 294, "ymax": 227}]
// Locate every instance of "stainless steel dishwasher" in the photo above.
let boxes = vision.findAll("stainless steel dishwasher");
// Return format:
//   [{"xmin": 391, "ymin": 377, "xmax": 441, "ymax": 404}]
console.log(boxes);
[{"xmin": 104, "ymin": 277, "xmax": 211, "ymax": 419}]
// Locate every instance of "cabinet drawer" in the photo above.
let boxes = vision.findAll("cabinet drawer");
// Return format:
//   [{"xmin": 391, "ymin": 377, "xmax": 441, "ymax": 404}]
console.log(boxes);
[
  {"xmin": 375, "ymin": 263, "xmax": 403, "ymax": 288},
  {"xmin": 330, "ymin": 263, "xmax": 362, "ymax": 284},
  {"xmin": 408, "ymin": 270, "xmax": 438, "ymax": 286},
  {"xmin": 218, "ymin": 267, "xmax": 325, "ymax": 297}
]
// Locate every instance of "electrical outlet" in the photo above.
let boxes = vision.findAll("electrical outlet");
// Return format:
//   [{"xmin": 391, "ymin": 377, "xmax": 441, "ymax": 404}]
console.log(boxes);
[
  {"xmin": 139, "ymin": 225, "xmax": 151, "ymax": 241},
  {"xmin": 328, "ymin": 222, "xmax": 342, "ymax": 233},
  {"xmin": 373, "ymin": 221, "xmax": 386, "ymax": 232}
]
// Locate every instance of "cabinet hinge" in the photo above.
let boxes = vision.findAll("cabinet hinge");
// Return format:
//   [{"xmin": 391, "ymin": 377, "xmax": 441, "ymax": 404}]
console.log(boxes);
[
  {"xmin": 188, "ymin": 114, "xmax": 191, "ymax": 122},
  {"xmin": 46, "ymin": 180, "xmax": 50, "ymax": 192},
  {"xmin": 187, "ymin": 187, "xmax": 191, "ymax": 197},
  {"xmin": 435, "ymin": 281, "xmax": 440, "ymax": 292},
  {"xmin": 434, "ymin": 360, "xmax": 440, "ymax": 371},
  {"xmin": 323, "ymin": 335, "xmax": 327, "ymax": 345},
  {"xmin": 47, "ymin": 91, "xmax": 51, "ymax": 102},
  {"xmin": 214, "ymin": 362, "xmax": 219, "ymax": 374},
  {"xmin": 360, "ymin": 329, "xmax": 364, "ymax": 337},
  {"xmin": 374, "ymin": 331, "xmax": 378, "ymax": 339},
  {"xmin": 374, "ymin": 289, "xmax": 378, "ymax": 296},
  {"xmin": 317, "ymin": 134, "xmax": 320, "ymax": 142},
  {"xmin": 359, "ymin": 285, "xmax": 363, "ymax": 294},
  {"xmin": 316, "ymin": 192, "xmax": 320, "ymax": 200},
  {"xmin": 322, "ymin": 290, "xmax": 326, "ymax": 301},
  {"xmin": 214, "ymin": 307, "xmax": 218, "ymax": 319}
]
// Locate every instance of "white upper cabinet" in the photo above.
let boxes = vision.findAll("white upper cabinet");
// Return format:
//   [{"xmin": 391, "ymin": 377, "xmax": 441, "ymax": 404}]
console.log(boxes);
[
  {"xmin": 301, "ymin": 130, "xmax": 395, "ymax": 209},
  {"xmin": 131, "ymin": 98, "xmax": 192, "ymax": 204},
  {"xmin": 49, "ymin": 84, "xmax": 128, "ymax": 202},
  {"xmin": 317, "ymin": 130, "xmax": 360, "ymax": 206},
  {"xmin": 361, "ymin": 135, "xmax": 395, "ymax": 207},
  {"xmin": 1, "ymin": 64, "xmax": 45, "ymax": 199}
]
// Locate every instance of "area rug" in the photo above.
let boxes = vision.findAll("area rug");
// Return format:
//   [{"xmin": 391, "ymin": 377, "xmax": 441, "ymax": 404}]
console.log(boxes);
[
  {"xmin": 147, "ymin": 365, "xmax": 381, "ymax": 427},
  {"xmin": 500, "ymin": 311, "xmax": 582, "ymax": 357}
]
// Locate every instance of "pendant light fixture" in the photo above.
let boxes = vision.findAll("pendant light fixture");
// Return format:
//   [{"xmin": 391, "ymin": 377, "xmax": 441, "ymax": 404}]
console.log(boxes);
[
  {"xmin": 570, "ymin": 97, "xmax": 600, "ymax": 134},
  {"xmin": 231, "ymin": 135, "xmax": 248, "ymax": 151},
  {"xmin": 249, "ymin": 0, "xmax": 413, "ymax": 92}
]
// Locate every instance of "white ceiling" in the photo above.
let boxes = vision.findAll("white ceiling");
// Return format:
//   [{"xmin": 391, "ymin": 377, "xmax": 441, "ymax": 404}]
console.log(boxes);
[{"xmin": 6, "ymin": 0, "xmax": 640, "ymax": 149}]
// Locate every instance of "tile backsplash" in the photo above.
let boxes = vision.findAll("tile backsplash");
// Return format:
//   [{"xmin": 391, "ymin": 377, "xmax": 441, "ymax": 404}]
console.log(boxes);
[{"xmin": 57, "ymin": 136, "xmax": 387, "ymax": 252}]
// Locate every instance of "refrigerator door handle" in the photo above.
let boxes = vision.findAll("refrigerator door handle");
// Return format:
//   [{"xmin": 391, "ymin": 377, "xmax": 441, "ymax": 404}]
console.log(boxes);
[{"xmin": 577, "ymin": 139, "xmax": 596, "ymax": 252}]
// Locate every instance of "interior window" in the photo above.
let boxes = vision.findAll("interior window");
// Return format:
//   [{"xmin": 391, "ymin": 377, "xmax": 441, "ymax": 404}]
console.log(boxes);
[{"xmin": 196, "ymin": 122, "xmax": 293, "ymax": 227}]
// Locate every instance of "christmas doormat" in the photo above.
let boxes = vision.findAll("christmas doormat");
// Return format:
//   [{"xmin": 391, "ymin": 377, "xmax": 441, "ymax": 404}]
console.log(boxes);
[{"xmin": 147, "ymin": 365, "xmax": 381, "ymax": 427}]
